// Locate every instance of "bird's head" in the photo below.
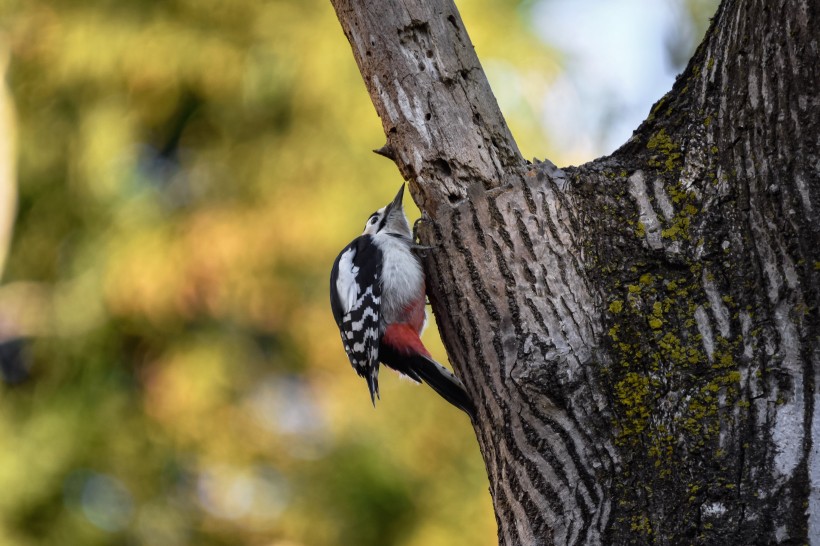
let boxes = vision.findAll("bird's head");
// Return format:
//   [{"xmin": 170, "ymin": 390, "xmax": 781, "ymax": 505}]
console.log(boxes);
[{"xmin": 361, "ymin": 184, "xmax": 412, "ymax": 239}]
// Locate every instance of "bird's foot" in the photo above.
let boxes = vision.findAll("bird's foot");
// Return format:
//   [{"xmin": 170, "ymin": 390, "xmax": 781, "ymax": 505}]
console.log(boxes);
[{"xmin": 412, "ymin": 215, "xmax": 439, "ymax": 257}]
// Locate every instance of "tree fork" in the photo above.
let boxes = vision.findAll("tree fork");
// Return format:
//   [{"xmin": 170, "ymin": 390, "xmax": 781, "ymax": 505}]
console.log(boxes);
[{"xmin": 331, "ymin": 0, "xmax": 820, "ymax": 544}]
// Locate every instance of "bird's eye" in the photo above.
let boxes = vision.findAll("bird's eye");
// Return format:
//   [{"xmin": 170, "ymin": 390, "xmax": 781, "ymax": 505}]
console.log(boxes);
[{"xmin": 369, "ymin": 216, "xmax": 379, "ymax": 225}]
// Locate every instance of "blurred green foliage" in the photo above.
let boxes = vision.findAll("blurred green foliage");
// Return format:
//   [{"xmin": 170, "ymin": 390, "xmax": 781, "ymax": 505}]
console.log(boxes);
[{"xmin": 0, "ymin": 0, "xmax": 557, "ymax": 544}]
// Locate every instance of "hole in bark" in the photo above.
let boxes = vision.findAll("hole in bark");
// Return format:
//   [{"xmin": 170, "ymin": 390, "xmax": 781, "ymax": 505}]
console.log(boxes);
[
  {"xmin": 419, "ymin": 62, "xmax": 425, "ymax": 71},
  {"xmin": 426, "ymin": 49, "xmax": 433, "ymax": 58},
  {"xmin": 447, "ymin": 15, "xmax": 458, "ymax": 30},
  {"xmin": 425, "ymin": 113, "xmax": 432, "ymax": 121},
  {"xmin": 366, "ymin": 50, "xmax": 371, "ymax": 57},
  {"xmin": 447, "ymin": 193, "xmax": 460, "ymax": 204},
  {"xmin": 433, "ymin": 158, "xmax": 452, "ymax": 176},
  {"xmin": 473, "ymin": 113, "xmax": 481, "ymax": 123},
  {"xmin": 459, "ymin": 69, "xmax": 469, "ymax": 79}
]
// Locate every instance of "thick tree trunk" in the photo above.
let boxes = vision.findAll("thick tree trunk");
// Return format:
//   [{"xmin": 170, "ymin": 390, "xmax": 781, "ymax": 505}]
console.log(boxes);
[{"xmin": 330, "ymin": 0, "xmax": 820, "ymax": 544}]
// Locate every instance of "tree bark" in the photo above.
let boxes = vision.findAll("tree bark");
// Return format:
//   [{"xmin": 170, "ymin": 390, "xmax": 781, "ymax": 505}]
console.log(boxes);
[{"xmin": 330, "ymin": 0, "xmax": 820, "ymax": 544}]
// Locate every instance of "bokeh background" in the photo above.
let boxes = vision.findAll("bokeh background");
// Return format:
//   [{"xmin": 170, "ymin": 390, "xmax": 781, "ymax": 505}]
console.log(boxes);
[{"xmin": 0, "ymin": 1, "xmax": 715, "ymax": 545}]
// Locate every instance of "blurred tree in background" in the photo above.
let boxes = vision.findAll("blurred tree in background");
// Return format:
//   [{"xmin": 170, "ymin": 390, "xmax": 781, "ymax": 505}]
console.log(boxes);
[
  {"xmin": 0, "ymin": 1, "xmax": 555, "ymax": 545},
  {"xmin": 0, "ymin": 0, "xmax": 716, "ymax": 544}
]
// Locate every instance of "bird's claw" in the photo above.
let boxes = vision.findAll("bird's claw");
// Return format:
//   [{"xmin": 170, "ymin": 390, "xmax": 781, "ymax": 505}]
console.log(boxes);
[
  {"xmin": 412, "ymin": 215, "xmax": 439, "ymax": 257},
  {"xmin": 412, "ymin": 216, "xmax": 427, "ymax": 243}
]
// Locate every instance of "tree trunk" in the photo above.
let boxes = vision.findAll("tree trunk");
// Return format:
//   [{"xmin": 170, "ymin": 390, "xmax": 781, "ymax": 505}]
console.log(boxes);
[{"xmin": 329, "ymin": 0, "xmax": 820, "ymax": 544}]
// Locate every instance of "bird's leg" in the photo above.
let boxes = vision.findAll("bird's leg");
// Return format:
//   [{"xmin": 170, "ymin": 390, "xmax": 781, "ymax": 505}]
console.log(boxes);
[
  {"xmin": 412, "ymin": 215, "xmax": 427, "ymax": 245},
  {"xmin": 411, "ymin": 214, "xmax": 437, "ymax": 256}
]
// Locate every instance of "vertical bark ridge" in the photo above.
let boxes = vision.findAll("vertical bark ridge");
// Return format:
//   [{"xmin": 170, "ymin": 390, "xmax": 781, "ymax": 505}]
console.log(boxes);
[
  {"xmin": 579, "ymin": 0, "xmax": 819, "ymax": 540},
  {"xmin": 516, "ymin": 405, "xmax": 603, "ymax": 517},
  {"xmin": 699, "ymin": 0, "xmax": 819, "ymax": 538},
  {"xmin": 419, "ymin": 162, "xmax": 613, "ymax": 545}
]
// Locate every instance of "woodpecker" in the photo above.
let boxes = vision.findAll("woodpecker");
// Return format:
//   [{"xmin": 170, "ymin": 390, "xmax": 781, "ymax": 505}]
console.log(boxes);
[{"xmin": 330, "ymin": 184, "xmax": 475, "ymax": 419}]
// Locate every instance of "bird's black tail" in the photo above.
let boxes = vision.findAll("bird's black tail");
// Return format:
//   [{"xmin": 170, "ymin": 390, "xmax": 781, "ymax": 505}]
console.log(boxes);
[
  {"xmin": 381, "ymin": 347, "xmax": 475, "ymax": 420},
  {"xmin": 413, "ymin": 355, "xmax": 476, "ymax": 420}
]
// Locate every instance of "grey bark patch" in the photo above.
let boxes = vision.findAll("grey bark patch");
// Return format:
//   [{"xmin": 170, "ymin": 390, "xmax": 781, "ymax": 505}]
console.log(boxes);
[{"xmin": 628, "ymin": 171, "xmax": 663, "ymax": 250}]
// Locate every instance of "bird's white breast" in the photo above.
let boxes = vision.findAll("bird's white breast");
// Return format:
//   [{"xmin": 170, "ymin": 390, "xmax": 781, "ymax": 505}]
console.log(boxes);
[{"xmin": 373, "ymin": 234, "xmax": 424, "ymax": 323}]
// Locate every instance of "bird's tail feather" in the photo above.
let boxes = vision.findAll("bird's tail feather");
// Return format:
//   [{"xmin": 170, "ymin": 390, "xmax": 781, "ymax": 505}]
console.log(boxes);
[
  {"xmin": 365, "ymin": 367, "xmax": 380, "ymax": 406},
  {"xmin": 402, "ymin": 354, "xmax": 475, "ymax": 420}
]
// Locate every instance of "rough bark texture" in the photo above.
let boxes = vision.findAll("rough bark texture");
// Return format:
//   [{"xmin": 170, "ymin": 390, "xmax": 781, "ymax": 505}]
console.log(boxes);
[{"xmin": 331, "ymin": 0, "xmax": 820, "ymax": 544}]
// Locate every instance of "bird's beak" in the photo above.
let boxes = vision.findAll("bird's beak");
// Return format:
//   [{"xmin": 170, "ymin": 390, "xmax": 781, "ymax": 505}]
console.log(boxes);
[{"xmin": 390, "ymin": 183, "xmax": 405, "ymax": 210}]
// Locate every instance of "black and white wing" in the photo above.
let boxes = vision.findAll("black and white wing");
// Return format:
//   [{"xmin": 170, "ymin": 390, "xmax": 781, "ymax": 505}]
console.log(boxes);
[{"xmin": 330, "ymin": 235, "xmax": 383, "ymax": 403}]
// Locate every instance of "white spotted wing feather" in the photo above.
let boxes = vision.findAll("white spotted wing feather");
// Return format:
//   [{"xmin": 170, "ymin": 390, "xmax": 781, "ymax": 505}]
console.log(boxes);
[{"xmin": 330, "ymin": 236, "xmax": 382, "ymax": 401}]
